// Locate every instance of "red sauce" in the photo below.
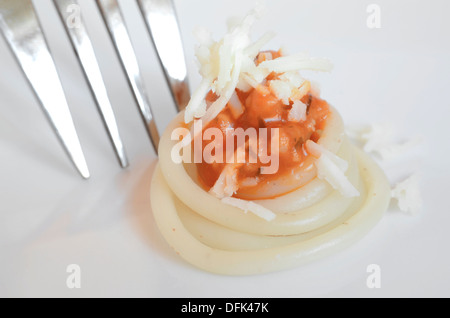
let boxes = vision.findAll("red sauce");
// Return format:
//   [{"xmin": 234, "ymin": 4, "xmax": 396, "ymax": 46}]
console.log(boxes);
[{"xmin": 195, "ymin": 52, "xmax": 330, "ymax": 196}]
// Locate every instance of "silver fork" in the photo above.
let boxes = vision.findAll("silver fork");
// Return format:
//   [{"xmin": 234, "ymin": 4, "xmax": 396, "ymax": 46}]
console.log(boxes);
[
  {"xmin": 137, "ymin": 0, "xmax": 190, "ymax": 112},
  {"xmin": 96, "ymin": 0, "xmax": 160, "ymax": 151},
  {"xmin": 0, "ymin": 0, "xmax": 91, "ymax": 178},
  {"xmin": 54, "ymin": 0, "xmax": 129, "ymax": 169},
  {"xmin": 0, "ymin": 0, "xmax": 190, "ymax": 178}
]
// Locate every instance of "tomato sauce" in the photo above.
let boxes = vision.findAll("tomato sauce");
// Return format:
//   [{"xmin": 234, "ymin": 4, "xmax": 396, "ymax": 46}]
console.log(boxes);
[{"xmin": 195, "ymin": 52, "xmax": 330, "ymax": 195}]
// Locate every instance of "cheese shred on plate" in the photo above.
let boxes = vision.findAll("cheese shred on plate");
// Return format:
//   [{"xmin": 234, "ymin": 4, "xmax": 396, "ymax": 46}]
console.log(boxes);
[{"xmin": 391, "ymin": 174, "xmax": 423, "ymax": 215}]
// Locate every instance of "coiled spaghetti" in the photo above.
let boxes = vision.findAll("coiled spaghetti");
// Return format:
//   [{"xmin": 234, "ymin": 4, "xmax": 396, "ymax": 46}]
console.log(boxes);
[
  {"xmin": 150, "ymin": 5, "xmax": 391, "ymax": 275},
  {"xmin": 150, "ymin": 109, "xmax": 391, "ymax": 275}
]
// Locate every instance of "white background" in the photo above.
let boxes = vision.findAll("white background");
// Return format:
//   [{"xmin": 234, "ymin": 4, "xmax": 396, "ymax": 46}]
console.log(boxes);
[{"xmin": 1, "ymin": 0, "xmax": 449, "ymax": 297}]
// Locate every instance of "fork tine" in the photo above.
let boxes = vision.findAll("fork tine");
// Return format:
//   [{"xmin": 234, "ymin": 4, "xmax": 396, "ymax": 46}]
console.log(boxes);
[
  {"xmin": 137, "ymin": 0, "xmax": 190, "ymax": 112},
  {"xmin": 0, "ymin": 0, "xmax": 90, "ymax": 179},
  {"xmin": 96, "ymin": 0, "xmax": 160, "ymax": 152},
  {"xmin": 54, "ymin": 0, "xmax": 129, "ymax": 168}
]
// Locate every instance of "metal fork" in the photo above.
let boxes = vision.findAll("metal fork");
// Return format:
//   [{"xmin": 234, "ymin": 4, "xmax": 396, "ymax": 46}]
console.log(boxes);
[
  {"xmin": 0, "ymin": 0, "xmax": 190, "ymax": 178},
  {"xmin": 0, "ymin": 0, "xmax": 91, "ymax": 178},
  {"xmin": 54, "ymin": 0, "xmax": 129, "ymax": 169}
]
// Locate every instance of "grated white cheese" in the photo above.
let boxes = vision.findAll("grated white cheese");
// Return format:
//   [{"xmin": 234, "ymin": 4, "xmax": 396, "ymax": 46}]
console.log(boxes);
[
  {"xmin": 209, "ymin": 164, "xmax": 239, "ymax": 199},
  {"xmin": 236, "ymin": 77, "xmax": 253, "ymax": 92},
  {"xmin": 185, "ymin": 5, "xmax": 333, "ymax": 126},
  {"xmin": 315, "ymin": 156, "xmax": 360, "ymax": 198},
  {"xmin": 221, "ymin": 197, "xmax": 277, "ymax": 221},
  {"xmin": 306, "ymin": 140, "xmax": 349, "ymax": 172},
  {"xmin": 228, "ymin": 92, "xmax": 245, "ymax": 118},
  {"xmin": 391, "ymin": 175, "xmax": 423, "ymax": 215},
  {"xmin": 243, "ymin": 32, "xmax": 276, "ymax": 58},
  {"xmin": 269, "ymin": 72, "xmax": 309, "ymax": 105},
  {"xmin": 279, "ymin": 71, "xmax": 305, "ymax": 88},
  {"xmin": 288, "ymin": 100, "xmax": 307, "ymax": 122},
  {"xmin": 269, "ymin": 80, "xmax": 292, "ymax": 105},
  {"xmin": 239, "ymin": 73, "xmax": 261, "ymax": 89},
  {"xmin": 260, "ymin": 52, "xmax": 273, "ymax": 61},
  {"xmin": 361, "ymin": 123, "xmax": 394, "ymax": 154},
  {"xmin": 185, "ymin": 5, "xmax": 263, "ymax": 124},
  {"xmin": 306, "ymin": 140, "xmax": 359, "ymax": 198},
  {"xmin": 346, "ymin": 123, "xmax": 423, "ymax": 161},
  {"xmin": 375, "ymin": 137, "xmax": 423, "ymax": 161},
  {"xmin": 270, "ymin": 71, "xmax": 314, "ymax": 106},
  {"xmin": 193, "ymin": 26, "xmax": 213, "ymax": 48},
  {"xmin": 184, "ymin": 78, "xmax": 213, "ymax": 123}
]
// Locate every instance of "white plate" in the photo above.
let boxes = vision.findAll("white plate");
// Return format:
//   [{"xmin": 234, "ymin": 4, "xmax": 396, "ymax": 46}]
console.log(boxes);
[{"xmin": 1, "ymin": 0, "xmax": 449, "ymax": 297}]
